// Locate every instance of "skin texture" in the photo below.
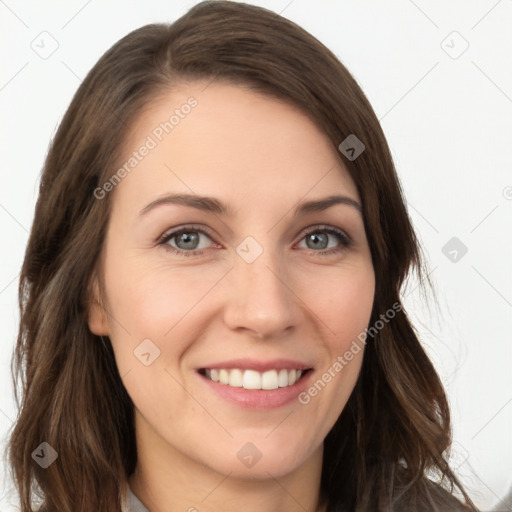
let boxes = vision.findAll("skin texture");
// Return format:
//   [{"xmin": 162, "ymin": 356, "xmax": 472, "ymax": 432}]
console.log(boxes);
[{"xmin": 88, "ymin": 81, "xmax": 375, "ymax": 512}]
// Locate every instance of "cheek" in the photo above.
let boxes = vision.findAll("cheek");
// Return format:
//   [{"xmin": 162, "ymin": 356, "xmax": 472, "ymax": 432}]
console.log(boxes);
[
  {"xmin": 102, "ymin": 255, "xmax": 225, "ymax": 383},
  {"xmin": 104, "ymin": 256, "xmax": 211, "ymax": 339},
  {"xmin": 309, "ymin": 264, "xmax": 375, "ymax": 348}
]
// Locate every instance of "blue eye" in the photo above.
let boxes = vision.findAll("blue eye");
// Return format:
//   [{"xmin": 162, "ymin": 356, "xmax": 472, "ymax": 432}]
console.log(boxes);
[
  {"xmin": 159, "ymin": 225, "xmax": 214, "ymax": 257},
  {"xmin": 158, "ymin": 224, "xmax": 352, "ymax": 257},
  {"xmin": 298, "ymin": 226, "xmax": 352, "ymax": 254}
]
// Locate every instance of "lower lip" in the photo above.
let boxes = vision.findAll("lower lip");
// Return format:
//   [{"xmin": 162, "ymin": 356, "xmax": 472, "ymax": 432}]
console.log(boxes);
[{"xmin": 197, "ymin": 370, "xmax": 313, "ymax": 409}]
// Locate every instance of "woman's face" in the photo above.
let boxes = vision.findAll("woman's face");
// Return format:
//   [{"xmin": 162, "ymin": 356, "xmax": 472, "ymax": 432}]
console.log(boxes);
[{"xmin": 88, "ymin": 81, "xmax": 375, "ymax": 480}]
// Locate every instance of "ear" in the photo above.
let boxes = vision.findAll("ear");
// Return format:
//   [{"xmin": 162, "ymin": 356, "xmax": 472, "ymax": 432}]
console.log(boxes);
[{"xmin": 87, "ymin": 274, "xmax": 110, "ymax": 336}]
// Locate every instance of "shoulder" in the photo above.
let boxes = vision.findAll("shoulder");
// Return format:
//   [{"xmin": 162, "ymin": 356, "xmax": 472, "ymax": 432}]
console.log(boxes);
[
  {"xmin": 325, "ymin": 476, "xmax": 476, "ymax": 512},
  {"xmin": 392, "ymin": 477, "xmax": 476, "ymax": 512}
]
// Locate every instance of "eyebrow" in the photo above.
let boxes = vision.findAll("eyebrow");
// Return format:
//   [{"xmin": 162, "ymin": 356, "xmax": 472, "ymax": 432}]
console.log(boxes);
[{"xmin": 139, "ymin": 193, "xmax": 362, "ymax": 217}]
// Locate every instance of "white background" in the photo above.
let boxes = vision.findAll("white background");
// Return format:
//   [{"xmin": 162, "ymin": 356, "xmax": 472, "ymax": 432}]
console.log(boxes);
[{"xmin": 1, "ymin": 1, "xmax": 511, "ymax": 510}]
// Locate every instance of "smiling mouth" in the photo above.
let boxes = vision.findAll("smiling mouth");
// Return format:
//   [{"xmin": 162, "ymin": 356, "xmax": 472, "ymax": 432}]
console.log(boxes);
[{"xmin": 198, "ymin": 368, "xmax": 312, "ymax": 390}]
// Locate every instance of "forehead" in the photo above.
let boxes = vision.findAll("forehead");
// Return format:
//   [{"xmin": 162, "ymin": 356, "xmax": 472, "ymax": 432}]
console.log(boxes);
[{"xmin": 112, "ymin": 81, "xmax": 359, "ymax": 212}]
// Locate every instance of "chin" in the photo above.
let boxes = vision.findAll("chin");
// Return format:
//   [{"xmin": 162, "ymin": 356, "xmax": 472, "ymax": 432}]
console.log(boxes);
[{"xmin": 201, "ymin": 439, "xmax": 316, "ymax": 480}]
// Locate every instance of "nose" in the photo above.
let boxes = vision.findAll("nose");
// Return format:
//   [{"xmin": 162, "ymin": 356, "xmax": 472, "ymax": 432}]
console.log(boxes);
[{"xmin": 223, "ymin": 244, "xmax": 302, "ymax": 340}]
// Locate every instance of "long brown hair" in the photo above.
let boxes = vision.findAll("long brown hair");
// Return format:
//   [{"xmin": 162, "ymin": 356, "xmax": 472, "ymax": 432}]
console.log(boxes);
[{"xmin": 6, "ymin": 1, "xmax": 478, "ymax": 510}]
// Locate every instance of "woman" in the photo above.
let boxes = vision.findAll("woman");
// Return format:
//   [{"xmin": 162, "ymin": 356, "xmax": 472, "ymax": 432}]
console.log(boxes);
[{"xmin": 6, "ymin": 1, "xmax": 479, "ymax": 511}]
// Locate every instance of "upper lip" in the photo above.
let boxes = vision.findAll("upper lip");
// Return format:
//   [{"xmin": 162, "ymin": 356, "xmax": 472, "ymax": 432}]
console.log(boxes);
[{"xmin": 198, "ymin": 358, "xmax": 314, "ymax": 372}]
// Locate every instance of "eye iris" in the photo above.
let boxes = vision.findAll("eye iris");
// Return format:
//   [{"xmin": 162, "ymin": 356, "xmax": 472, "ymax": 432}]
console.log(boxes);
[
  {"xmin": 176, "ymin": 232, "xmax": 199, "ymax": 250},
  {"xmin": 307, "ymin": 232, "xmax": 328, "ymax": 250}
]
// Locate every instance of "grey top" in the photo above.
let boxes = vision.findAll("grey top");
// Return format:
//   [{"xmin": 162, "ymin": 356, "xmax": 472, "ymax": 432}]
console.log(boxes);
[{"xmin": 124, "ymin": 485, "xmax": 150, "ymax": 512}]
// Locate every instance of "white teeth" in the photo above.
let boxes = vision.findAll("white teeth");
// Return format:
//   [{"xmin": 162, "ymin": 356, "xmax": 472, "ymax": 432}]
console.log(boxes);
[
  {"xmin": 243, "ymin": 369, "xmax": 261, "ymax": 389},
  {"xmin": 278, "ymin": 369, "xmax": 289, "ymax": 387},
  {"xmin": 229, "ymin": 369, "xmax": 243, "ymax": 387},
  {"xmin": 261, "ymin": 370, "xmax": 278, "ymax": 390},
  {"xmin": 203, "ymin": 368, "xmax": 305, "ymax": 389},
  {"xmin": 219, "ymin": 369, "xmax": 229, "ymax": 385}
]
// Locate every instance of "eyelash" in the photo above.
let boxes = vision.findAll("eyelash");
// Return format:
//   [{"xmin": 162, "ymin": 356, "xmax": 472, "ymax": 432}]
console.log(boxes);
[{"xmin": 157, "ymin": 224, "xmax": 352, "ymax": 258}]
